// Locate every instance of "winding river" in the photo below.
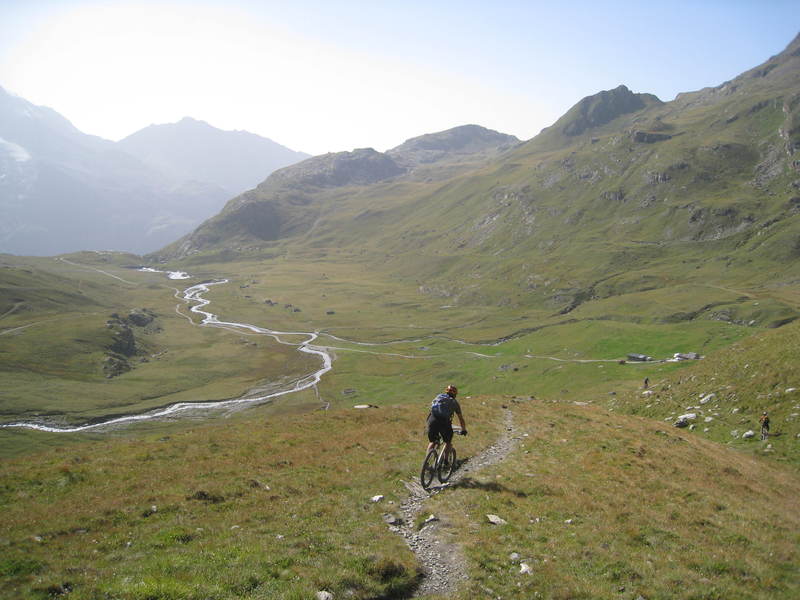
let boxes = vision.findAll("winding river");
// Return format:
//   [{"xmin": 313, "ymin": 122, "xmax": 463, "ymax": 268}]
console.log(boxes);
[
  {"xmin": 0, "ymin": 275, "xmax": 332, "ymax": 433},
  {"xmin": 1, "ymin": 265, "xmax": 639, "ymax": 434}
]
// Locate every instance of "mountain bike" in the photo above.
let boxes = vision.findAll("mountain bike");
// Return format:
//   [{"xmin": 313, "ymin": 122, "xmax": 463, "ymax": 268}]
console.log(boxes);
[{"xmin": 420, "ymin": 429, "xmax": 464, "ymax": 489}]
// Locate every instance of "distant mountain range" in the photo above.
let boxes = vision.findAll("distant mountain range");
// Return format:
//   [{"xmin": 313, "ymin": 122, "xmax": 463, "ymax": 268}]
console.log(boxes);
[
  {"xmin": 117, "ymin": 117, "xmax": 309, "ymax": 197},
  {"xmin": 157, "ymin": 33, "xmax": 800, "ymax": 317},
  {"xmin": 0, "ymin": 90, "xmax": 308, "ymax": 256}
]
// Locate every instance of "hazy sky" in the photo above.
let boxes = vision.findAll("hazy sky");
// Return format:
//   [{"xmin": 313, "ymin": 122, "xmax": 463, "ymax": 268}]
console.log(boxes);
[{"xmin": 0, "ymin": 0, "xmax": 797, "ymax": 155}]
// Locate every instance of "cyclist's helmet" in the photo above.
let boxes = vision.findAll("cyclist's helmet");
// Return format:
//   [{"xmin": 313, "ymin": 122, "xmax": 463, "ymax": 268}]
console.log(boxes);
[{"xmin": 445, "ymin": 384, "xmax": 458, "ymax": 396}]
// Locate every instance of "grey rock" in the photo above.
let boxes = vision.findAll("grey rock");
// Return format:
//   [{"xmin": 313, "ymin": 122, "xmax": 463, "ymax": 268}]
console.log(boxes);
[{"xmin": 383, "ymin": 514, "xmax": 402, "ymax": 526}]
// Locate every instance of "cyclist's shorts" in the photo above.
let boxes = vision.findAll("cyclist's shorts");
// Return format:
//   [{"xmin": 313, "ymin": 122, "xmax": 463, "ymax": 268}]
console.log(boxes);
[{"xmin": 426, "ymin": 412, "xmax": 454, "ymax": 444}]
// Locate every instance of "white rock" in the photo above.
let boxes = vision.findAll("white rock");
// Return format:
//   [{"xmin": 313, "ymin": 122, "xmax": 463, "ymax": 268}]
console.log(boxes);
[
  {"xmin": 520, "ymin": 562, "xmax": 533, "ymax": 575},
  {"xmin": 371, "ymin": 495, "xmax": 384, "ymax": 503},
  {"xmin": 703, "ymin": 428, "xmax": 710, "ymax": 432},
  {"xmin": 316, "ymin": 592, "xmax": 334, "ymax": 600},
  {"xmin": 704, "ymin": 416, "xmax": 713, "ymax": 422},
  {"xmin": 564, "ymin": 518, "xmax": 574, "ymax": 524},
  {"xmin": 767, "ymin": 444, "xmax": 773, "ymax": 449},
  {"xmin": 731, "ymin": 430, "xmax": 739, "ymax": 438},
  {"xmin": 642, "ymin": 390, "xmax": 654, "ymax": 396},
  {"xmin": 509, "ymin": 552, "xmax": 521, "ymax": 562},
  {"xmin": 486, "ymin": 514, "xmax": 507, "ymax": 525},
  {"xmin": 699, "ymin": 393, "xmax": 715, "ymax": 405},
  {"xmin": 786, "ymin": 388, "xmax": 797, "ymax": 393},
  {"xmin": 424, "ymin": 514, "xmax": 438, "ymax": 524},
  {"xmin": 732, "ymin": 408, "xmax": 740, "ymax": 414},
  {"xmin": 677, "ymin": 413, "xmax": 697, "ymax": 421},
  {"xmin": 743, "ymin": 430, "xmax": 755, "ymax": 439}
]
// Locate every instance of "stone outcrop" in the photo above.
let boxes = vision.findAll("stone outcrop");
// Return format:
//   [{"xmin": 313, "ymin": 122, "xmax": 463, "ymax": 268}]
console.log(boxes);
[
  {"xmin": 632, "ymin": 130, "xmax": 673, "ymax": 143},
  {"xmin": 266, "ymin": 148, "xmax": 405, "ymax": 188},
  {"xmin": 103, "ymin": 309, "xmax": 158, "ymax": 378},
  {"xmin": 388, "ymin": 124, "xmax": 520, "ymax": 166}
]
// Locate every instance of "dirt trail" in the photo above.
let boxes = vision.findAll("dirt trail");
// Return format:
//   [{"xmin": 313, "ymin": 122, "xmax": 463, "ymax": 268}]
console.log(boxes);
[{"xmin": 388, "ymin": 407, "xmax": 518, "ymax": 597}]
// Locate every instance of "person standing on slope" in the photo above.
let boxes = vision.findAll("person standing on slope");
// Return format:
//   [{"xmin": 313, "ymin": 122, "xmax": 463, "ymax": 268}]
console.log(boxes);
[
  {"xmin": 760, "ymin": 411, "xmax": 770, "ymax": 440},
  {"xmin": 427, "ymin": 384, "xmax": 467, "ymax": 454}
]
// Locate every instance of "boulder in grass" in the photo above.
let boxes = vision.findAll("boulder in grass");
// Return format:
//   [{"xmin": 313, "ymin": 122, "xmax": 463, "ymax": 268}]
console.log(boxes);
[
  {"xmin": 699, "ymin": 393, "xmax": 716, "ymax": 405},
  {"xmin": 674, "ymin": 413, "xmax": 697, "ymax": 428},
  {"xmin": 742, "ymin": 430, "xmax": 755, "ymax": 439},
  {"xmin": 486, "ymin": 514, "xmax": 507, "ymax": 525}
]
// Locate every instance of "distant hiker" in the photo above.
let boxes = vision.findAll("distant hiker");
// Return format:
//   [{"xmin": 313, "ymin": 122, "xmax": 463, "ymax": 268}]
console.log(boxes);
[
  {"xmin": 760, "ymin": 412, "xmax": 770, "ymax": 440},
  {"xmin": 643, "ymin": 377, "xmax": 649, "ymax": 389},
  {"xmin": 427, "ymin": 384, "xmax": 467, "ymax": 455}
]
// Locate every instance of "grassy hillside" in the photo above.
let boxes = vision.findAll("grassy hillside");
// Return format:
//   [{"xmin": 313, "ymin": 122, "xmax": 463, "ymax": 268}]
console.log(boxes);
[
  {"xmin": 152, "ymin": 35, "xmax": 800, "ymax": 322},
  {"xmin": 1, "ymin": 395, "xmax": 798, "ymax": 599},
  {"xmin": 431, "ymin": 400, "xmax": 800, "ymax": 600},
  {"xmin": 611, "ymin": 318, "xmax": 800, "ymax": 466}
]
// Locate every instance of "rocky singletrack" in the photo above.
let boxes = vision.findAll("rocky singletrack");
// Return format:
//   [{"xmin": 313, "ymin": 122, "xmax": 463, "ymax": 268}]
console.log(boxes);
[{"xmin": 387, "ymin": 407, "xmax": 518, "ymax": 597}]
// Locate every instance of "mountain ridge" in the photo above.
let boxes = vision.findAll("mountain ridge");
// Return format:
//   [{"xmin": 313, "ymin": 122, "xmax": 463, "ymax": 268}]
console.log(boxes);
[
  {"xmin": 153, "ymin": 32, "xmax": 800, "ymax": 324},
  {"xmin": 0, "ymin": 89, "xmax": 309, "ymax": 255}
]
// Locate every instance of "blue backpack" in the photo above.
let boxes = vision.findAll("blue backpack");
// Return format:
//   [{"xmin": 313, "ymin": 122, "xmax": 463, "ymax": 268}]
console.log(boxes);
[{"xmin": 431, "ymin": 393, "xmax": 455, "ymax": 420}]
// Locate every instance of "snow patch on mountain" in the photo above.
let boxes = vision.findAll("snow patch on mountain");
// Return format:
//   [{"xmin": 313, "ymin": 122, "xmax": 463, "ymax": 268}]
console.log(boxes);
[{"xmin": 0, "ymin": 137, "xmax": 31, "ymax": 162}]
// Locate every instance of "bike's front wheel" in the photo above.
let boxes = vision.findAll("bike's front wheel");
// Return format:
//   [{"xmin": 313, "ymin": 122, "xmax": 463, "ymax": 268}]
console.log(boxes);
[
  {"xmin": 420, "ymin": 449, "xmax": 438, "ymax": 489},
  {"xmin": 438, "ymin": 446, "xmax": 457, "ymax": 483}
]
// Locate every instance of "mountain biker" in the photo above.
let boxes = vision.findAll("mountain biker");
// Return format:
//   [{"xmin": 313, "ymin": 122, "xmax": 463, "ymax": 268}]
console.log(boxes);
[{"xmin": 427, "ymin": 384, "xmax": 467, "ymax": 455}]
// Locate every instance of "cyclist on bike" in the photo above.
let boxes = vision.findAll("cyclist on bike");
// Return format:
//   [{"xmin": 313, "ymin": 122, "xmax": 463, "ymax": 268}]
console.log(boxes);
[{"xmin": 427, "ymin": 384, "xmax": 467, "ymax": 454}]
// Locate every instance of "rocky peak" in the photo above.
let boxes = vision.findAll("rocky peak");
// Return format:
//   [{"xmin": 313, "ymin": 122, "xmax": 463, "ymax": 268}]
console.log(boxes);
[
  {"xmin": 388, "ymin": 124, "xmax": 520, "ymax": 165},
  {"xmin": 556, "ymin": 85, "xmax": 662, "ymax": 137},
  {"xmin": 265, "ymin": 148, "xmax": 405, "ymax": 188},
  {"xmin": 778, "ymin": 31, "xmax": 800, "ymax": 59}
]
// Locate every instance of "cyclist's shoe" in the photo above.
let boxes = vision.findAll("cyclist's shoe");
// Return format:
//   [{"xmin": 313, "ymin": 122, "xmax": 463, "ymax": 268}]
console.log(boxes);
[{"xmin": 460, "ymin": 429, "xmax": 468, "ymax": 436}]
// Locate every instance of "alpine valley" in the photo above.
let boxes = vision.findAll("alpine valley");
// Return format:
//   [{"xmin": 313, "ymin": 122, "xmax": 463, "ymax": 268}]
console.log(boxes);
[{"xmin": 1, "ymin": 35, "xmax": 800, "ymax": 600}]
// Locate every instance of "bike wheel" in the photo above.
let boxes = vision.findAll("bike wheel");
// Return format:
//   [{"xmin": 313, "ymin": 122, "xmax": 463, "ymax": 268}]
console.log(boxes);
[
  {"xmin": 420, "ymin": 449, "xmax": 438, "ymax": 489},
  {"xmin": 438, "ymin": 446, "xmax": 457, "ymax": 483}
]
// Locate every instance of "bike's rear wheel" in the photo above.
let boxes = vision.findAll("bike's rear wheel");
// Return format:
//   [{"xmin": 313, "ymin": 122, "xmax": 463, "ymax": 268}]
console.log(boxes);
[
  {"xmin": 420, "ymin": 449, "xmax": 438, "ymax": 489},
  {"xmin": 438, "ymin": 446, "xmax": 457, "ymax": 483}
]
